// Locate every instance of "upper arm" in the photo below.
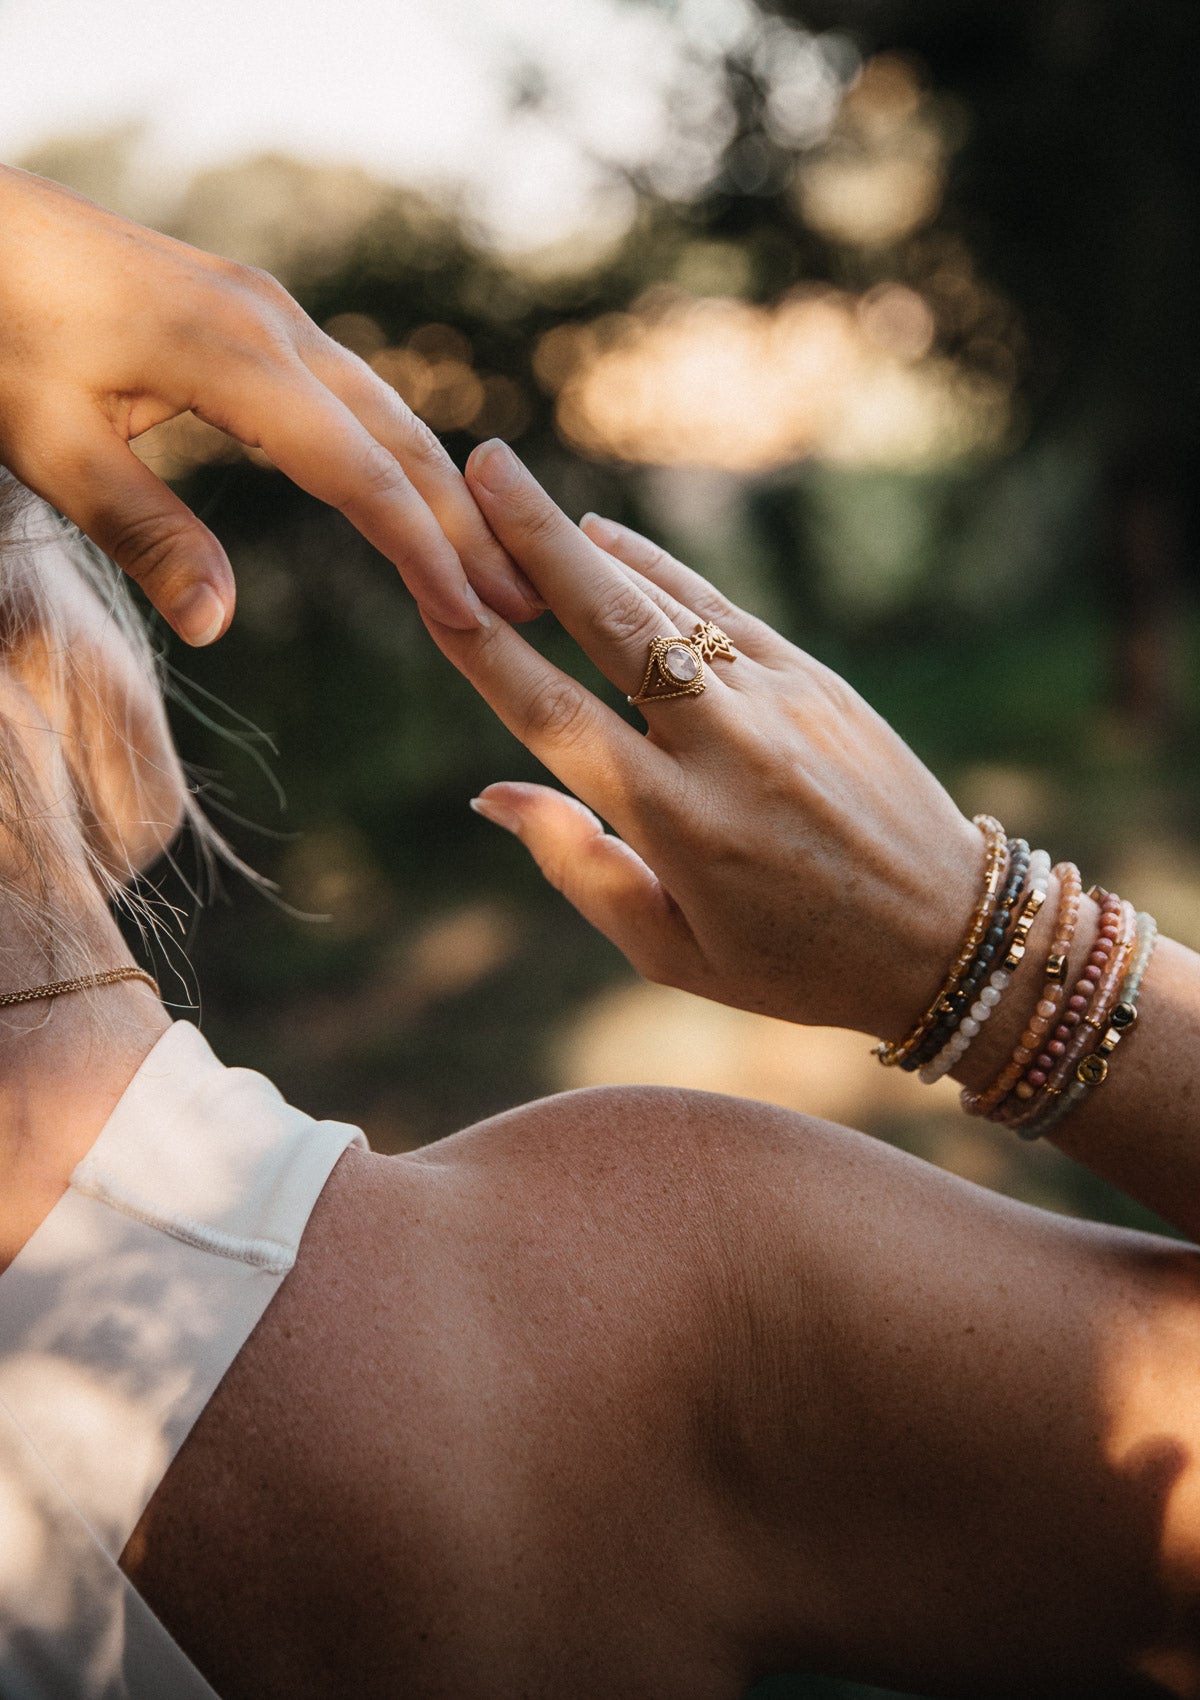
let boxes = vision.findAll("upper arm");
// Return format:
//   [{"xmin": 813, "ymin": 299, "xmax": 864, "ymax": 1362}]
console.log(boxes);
[
  {"xmin": 128, "ymin": 1087, "xmax": 1200, "ymax": 1698},
  {"xmin": 642, "ymin": 1094, "xmax": 1200, "ymax": 1696}
]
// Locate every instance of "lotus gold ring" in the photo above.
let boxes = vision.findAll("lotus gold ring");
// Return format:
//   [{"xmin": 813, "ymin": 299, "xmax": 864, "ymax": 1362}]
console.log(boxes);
[{"xmin": 627, "ymin": 622, "xmax": 736, "ymax": 706}]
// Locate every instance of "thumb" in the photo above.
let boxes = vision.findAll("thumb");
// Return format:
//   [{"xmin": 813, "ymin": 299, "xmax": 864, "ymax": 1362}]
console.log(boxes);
[
  {"xmin": 470, "ymin": 782, "xmax": 697, "ymax": 984},
  {"xmin": 8, "ymin": 412, "xmax": 235, "ymax": 645}
]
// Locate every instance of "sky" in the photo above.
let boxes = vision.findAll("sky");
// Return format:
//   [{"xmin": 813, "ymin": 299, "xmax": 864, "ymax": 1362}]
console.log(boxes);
[{"xmin": 0, "ymin": 0, "xmax": 759, "ymax": 249}]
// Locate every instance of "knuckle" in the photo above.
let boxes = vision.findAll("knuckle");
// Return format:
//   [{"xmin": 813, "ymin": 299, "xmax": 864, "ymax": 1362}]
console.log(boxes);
[
  {"xmin": 235, "ymin": 262, "xmax": 292, "ymax": 306},
  {"xmin": 400, "ymin": 409, "xmax": 450, "ymax": 469},
  {"xmin": 695, "ymin": 587, "xmax": 736, "ymax": 625},
  {"xmin": 643, "ymin": 540, "xmax": 677, "ymax": 577},
  {"xmin": 355, "ymin": 439, "xmax": 407, "ymax": 502},
  {"xmin": 814, "ymin": 662, "xmax": 862, "ymax": 715},
  {"xmin": 742, "ymin": 612, "xmax": 780, "ymax": 652},
  {"xmin": 520, "ymin": 676, "xmax": 592, "ymax": 749},
  {"xmin": 513, "ymin": 496, "xmax": 564, "ymax": 550},
  {"xmin": 106, "ymin": 508, "xmax": 201, "ymax": 585},
  {"xmin": 626, "ymin": 761, "xmax": 677, "ymax": 823},
  {"xmin": 208, "ymin": 261, "xmax": 300, "ymax": 350},
  {"xmin": 599, "ymin": 578, "xmax": 658, "ymax": 650}
]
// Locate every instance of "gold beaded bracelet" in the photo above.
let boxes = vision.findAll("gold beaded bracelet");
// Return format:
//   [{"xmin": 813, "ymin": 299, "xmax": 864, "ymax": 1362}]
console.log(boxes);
[{"xmin": 875, "ymin": 815, "xmax": 1009, "ymax": 1068}]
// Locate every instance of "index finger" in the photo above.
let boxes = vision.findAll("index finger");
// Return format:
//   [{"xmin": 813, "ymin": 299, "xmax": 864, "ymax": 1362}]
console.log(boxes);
[
  {"xmin": 210, "ymin": 357, "xmax": 490, "ymax": 631},
  {"xmin": 305, "ymin": 337, "xmax": 543, "ymax": 625}
]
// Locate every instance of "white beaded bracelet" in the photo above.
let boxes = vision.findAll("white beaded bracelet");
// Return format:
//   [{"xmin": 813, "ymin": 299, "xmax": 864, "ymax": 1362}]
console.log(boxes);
[{"xmin": 919, "ymin": 848, "xmax": 1053, "ymax": 1085}]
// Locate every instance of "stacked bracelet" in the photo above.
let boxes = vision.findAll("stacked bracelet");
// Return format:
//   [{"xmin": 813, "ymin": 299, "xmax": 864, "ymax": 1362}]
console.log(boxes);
[
  {"xmin": 960, "ymin": 862, "xmax": 1083, "ymax": 1118},
  {"xmin": 919, "ymin": 848, "xmax": 1051, "ymax": 1083},
  {"xmin": 877, "ymin": 820, "xmax": 1159, "ymax": 1146},
  {"xmin": 875, "ymin": 815, "xmax": 1009, "ymax": 1068}
]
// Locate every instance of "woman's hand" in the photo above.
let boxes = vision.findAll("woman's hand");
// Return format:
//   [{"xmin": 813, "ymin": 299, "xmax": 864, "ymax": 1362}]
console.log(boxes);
[
  {"xmin": 426, "ymin": 439, "xmax": 985, "ymax": 1041},
  {"xmin": 0, "ymin": 166, "xmax": 539, "ymax": 645}
]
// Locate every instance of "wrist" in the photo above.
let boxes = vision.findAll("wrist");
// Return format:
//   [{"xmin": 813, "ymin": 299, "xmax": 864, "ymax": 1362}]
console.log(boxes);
[{"xmin": 866, "ymin": 812, "xmax": 998, "ymax": 1046}]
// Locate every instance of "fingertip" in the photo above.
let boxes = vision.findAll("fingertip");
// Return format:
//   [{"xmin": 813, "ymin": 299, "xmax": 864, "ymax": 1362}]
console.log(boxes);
[
  {"xmin": 462, "ymin": 584, "xmax": 496, "ymax": 628},
  {"xmin": 424, "ymin": 582, "xmax": 496, "ymax": 630},
  {"xmin": 173, "ymin": 581, "xmax": 230, "ymax": 647},
  {"xmin": 579, "ymin": 512, "xmax": 620, "ymax": 547},
  {"xmin": 467, "ymin": 438, "xmax": 523, "ymax": 498},
  {"xmin": 469, "ymin": 794, "xmax": 521, "ymax": 834}
]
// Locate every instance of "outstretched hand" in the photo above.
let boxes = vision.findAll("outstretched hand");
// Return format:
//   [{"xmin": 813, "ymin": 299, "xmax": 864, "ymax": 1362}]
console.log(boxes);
[
  {"xmin": 427, "ymin": 439, "xmax": 985, "ymax": 1041},
  {"xmin": 0, "ymin": 165, "xmax": 539, "ymax": 644}
]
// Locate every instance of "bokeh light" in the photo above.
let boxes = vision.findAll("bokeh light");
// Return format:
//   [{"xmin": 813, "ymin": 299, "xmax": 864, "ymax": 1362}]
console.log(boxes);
[{"xmin": 545, "ymin": 283, "xmax": 1010, "ymax": 471}]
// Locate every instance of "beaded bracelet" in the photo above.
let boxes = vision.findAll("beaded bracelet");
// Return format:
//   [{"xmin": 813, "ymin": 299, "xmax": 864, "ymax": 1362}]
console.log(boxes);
[
  {"xmin": 905, "ymin": 839, "xmax": 1029, "ymax": 1072},
  {"xmin": 1000, "ymin": 887, "xmax": 1125, "ymax": 1121},
  {"xmin": 875, "ymin": 815, "xmax": 1009, "ymax": 1068},
  {"xmin": 1006, "ymin": 904, "xmax": 1142, "ymax": 1142},
  {"xmin": 1001, "ymin": 850, "xmax": 1053, "ymax": 973},
  {"xmin": 1120, "ymin": 909, "xmax": 1159, "ymax": 1008},
  {"xmin": 1018, "ymin": 909, "xmax": 1157, "ymax": 1142},
  {"xmin": 920, "ymin": 848, "xmax": 1051, "ymax": 1084},
  {"xmin": 1004, "ymin": 894, "xmax": 1131, "ymax": 1125},
  {"xmin": 1012, "ymin": 900, "xmax": 1135, "ymax": 1138},
  {"xmin": 960, "ymin": 862, "xmax": 1082, "ymax": 1118}
]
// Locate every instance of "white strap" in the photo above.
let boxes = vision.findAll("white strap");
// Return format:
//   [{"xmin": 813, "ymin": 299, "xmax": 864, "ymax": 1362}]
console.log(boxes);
[
  {"xmin": 0, "ymin": 1022, "xmax": 367, "ymax": 1697},
  {"xmin": 0, "ymin": 1389, "xmax": 222, "ymax": 1698}
]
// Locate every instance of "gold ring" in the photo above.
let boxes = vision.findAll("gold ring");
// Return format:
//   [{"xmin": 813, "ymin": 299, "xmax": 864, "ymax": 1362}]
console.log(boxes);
[
  {"xmin": 628, "ymin": 637, "xmax": 706, "ymax": 705},
  {"xmin": 627, "ymin": 622, "xmax": 737, "ymax": 707},
  {"xmin": 693, "ymin": 621, "xmax": 736, "ymax": 663}
]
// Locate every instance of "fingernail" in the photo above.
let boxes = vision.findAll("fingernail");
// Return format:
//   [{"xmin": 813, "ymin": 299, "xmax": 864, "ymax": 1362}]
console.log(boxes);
[
  {"xmin": 580, "ymin": 512, "xmax": 619, "ymax": 546},
  {"xmin": 472, "ymin": 439, "xmax": 522, "ymax": 495},
  {"xmin": 470, "ymin": 796, "xmax": 521, "ymax": 833},
  {"xmin": 463, "ymin": 585, "xmax": 494, "ymax": 628},
  {"xmin": 514, "ymin": 571, "xmax": 544, "ymax": 612},
  {"xmin": 175, "ymin": 583, "xmax": 227, "ymax": 647}
]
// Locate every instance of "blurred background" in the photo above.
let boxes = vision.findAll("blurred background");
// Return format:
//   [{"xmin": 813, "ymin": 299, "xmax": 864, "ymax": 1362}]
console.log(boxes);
[{"xmin": 4, "ymin": 0, "xmax": 1200, "ymax": 1692}]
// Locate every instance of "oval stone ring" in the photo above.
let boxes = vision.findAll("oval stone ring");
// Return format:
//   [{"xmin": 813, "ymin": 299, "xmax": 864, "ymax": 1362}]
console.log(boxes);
[{"xmin": 627, "ymin": 622, "xmax": 736, "ymax": 706}]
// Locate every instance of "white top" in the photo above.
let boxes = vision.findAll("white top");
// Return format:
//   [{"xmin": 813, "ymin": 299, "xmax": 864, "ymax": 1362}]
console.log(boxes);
[{"xmin": 0, "ymin": 1020, "xmax": 367, "ymax": 1699}]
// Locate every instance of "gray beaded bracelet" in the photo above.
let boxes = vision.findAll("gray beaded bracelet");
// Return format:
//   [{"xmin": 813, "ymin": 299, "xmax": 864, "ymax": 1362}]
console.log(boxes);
[{"xmin": 920, "ymin": 848, "xmax": 1052, "ymax": 1084}]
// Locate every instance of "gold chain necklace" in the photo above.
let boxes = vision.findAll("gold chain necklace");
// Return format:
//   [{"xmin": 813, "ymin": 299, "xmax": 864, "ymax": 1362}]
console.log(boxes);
[{"xmin": 0, "ymin": 966, "xmax": 160, "ymax": 1010}]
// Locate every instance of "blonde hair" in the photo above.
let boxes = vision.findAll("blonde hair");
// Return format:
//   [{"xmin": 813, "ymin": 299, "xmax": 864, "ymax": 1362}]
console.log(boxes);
[{"xmin": 0, "ymin": 468, "xmax": 238, "ymax": 985}]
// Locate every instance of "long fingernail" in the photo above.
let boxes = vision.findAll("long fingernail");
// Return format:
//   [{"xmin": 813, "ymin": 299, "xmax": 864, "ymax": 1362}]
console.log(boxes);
[
  {"xmin": 175, "ymin": 583, "xmax": 227, "ymax": 646},
  {"xmin": 470, "ymin": 796, "xmax": 521, "ymax": 833},
  {"xmin": 431, "ymin": 587, "xmax": 493, "ymax": 630},
  {"xmin": 463, "ymin": 585, "xmax": 494, "ymax": 628},
  {"xmin": 580, "ymin": 512, "xmax": 619, "ymax": 546},
  {"xmin": 471, "ymin": 439, "xmax": 522, "ymax": 495}
]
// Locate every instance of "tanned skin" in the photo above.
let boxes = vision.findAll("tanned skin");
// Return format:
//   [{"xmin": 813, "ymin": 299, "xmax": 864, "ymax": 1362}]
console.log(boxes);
[{"xmin": 3, "ymin": 488, "xmax": 1200, "ymax": 1698}]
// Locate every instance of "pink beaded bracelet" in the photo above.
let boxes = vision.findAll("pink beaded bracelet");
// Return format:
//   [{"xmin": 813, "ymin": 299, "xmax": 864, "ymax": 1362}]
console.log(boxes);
[
  {"xmin": 999, "ymin": 887, "xmax": 1123, "ymax": 1117},
  {"xmin": 1001, "ymin": 896, "xmax": 1136, "ymax": 1134}
]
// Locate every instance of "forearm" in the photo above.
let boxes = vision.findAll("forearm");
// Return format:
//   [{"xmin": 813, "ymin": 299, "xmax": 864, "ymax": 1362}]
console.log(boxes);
[{"xmin": 950, "ymin": 877, "xmax": 1200, "ymax": 1242}]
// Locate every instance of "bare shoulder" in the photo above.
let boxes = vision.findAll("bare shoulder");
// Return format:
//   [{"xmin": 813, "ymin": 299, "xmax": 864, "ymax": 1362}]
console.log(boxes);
[
  {"xmin": 122, "ymin": 1084, "xmax": 774, "ymax": 1700},
  {"xmin": 122, "ymin": 1083, "xmax": 1200, "ymax": 1698}
]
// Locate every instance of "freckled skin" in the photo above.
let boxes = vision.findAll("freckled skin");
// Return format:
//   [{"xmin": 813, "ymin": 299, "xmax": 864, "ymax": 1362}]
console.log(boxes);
[{"xmin": 124, "ymin": 1088, "xmax": 1200, "ymax": 1700}]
